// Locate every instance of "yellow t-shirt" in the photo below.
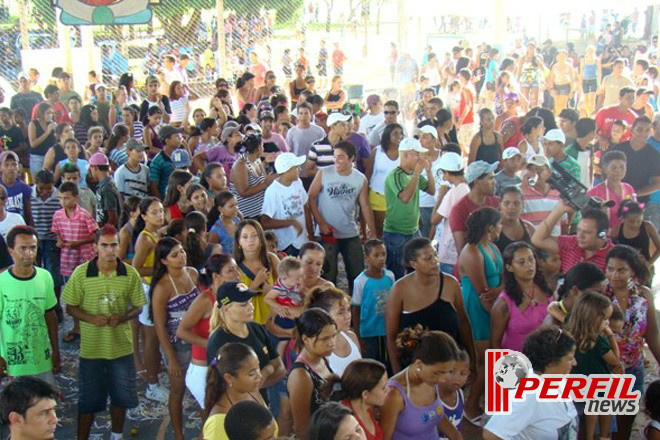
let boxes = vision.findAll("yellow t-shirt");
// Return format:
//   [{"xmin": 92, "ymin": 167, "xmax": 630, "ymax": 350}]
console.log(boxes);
[
  {"xmin": 238, "ymin": 271, "xmax": 274, "ymax": 326},
  {"xmin": 202, "ymin": 412, "xmax": 279, "ymax": 439}
]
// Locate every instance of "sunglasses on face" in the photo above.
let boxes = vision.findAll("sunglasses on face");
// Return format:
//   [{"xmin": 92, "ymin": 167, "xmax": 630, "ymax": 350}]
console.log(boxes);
[{"xmin": 384, "ymin": 111, "xmax": 398, "ymax": 115}]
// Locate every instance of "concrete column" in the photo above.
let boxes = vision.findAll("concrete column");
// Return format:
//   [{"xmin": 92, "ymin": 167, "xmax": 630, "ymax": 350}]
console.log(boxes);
[{"xmin": 216, "ymin": 0, "xmax": 228, "ymax": 78}]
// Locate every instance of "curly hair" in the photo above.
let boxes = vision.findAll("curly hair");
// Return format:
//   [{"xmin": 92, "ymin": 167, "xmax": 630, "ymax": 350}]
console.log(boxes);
[{"xmin": 522, "ymin": 326, "xmax": 576, "ymax": 373}]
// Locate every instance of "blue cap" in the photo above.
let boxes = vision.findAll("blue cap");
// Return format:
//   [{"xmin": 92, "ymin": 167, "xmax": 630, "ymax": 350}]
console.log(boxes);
[
  {"xmin": 171, "ymin": 148, "xmax": 191, "ymax": 169},
  {"xmin": 465, "ymin": 160, "xmax": 499, "ymax": 184}
]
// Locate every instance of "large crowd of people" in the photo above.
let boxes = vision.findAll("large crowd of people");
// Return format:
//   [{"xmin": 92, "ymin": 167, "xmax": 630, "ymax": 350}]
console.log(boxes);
[{"xmin": 1, "ymin": 18, "xmax": 660, "ymax": 440}]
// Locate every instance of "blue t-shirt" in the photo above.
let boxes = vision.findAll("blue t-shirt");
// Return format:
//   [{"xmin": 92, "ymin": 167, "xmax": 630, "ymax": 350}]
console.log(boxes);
[
  {"xmin": 1, "ymin": 179, "xmax": 31, "ymax": 217},
  {"xmin": 351, "ymin": 270, "xmax": 395, "ymax": 337},
  {"xmin": 647, "ymin": 136, "xmax": 660, "ymax": 203},
  {"xmin": 58, "ymin": 158, "xmax": 89, "ymax": 188}
]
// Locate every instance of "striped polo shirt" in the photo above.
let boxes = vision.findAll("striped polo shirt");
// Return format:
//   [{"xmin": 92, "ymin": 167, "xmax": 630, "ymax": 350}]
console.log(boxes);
[
  {"xmin": 31, "ymin": 187, "xmax": 61, "ymax": 241},
  {"xmin": 307, "ymin": 137, "xmax": 336, "ymax": 169},
  {"xmin": 61, "ymin": 258, "xmax": 146, "ymax": 360},
  {"xmin": 521, "ymin": 185, "xmax": 564, "ymax": 236},
  {"xmin": 557, "ymin": 235, "xmax": 613, "ymax": 273},
  {"xmin": 51, "ymin": 205, "xmax": 99, "ymax": 276}
]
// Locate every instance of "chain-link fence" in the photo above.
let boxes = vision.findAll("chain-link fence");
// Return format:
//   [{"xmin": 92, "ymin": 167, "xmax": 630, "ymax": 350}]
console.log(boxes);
[{"xmin": 0, "ymin": 1, "xmax": 656, "ymax": 105}]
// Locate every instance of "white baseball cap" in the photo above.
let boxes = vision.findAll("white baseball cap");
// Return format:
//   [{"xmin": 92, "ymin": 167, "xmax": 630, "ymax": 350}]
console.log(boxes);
[
  {"xmin": 398, "ymin": 137, "xmax": 426, "ymax": 153},
  {"xmin": 502, "ymin": 147, "xmax": 522, "ymax": 160},
  {"xmin": 275, "ymin": 152, "xmax": 306, "ymax": 174},
  {"xmin": 541, "ymin": 128, "xmax": 566, "ymax": 144},
  {"xmin": 418, "ymin": 125, "xmax": 438, "ymax": 139},
  {"xmin": 327, "ymin": 112, "xmax": 352, "ymax": 126},
  {"xmin": 527, "ymin": 154, "xmax": 551, "ymax": 168},
  {"xmin": 437, "ymin": 152, "xmax": 463, "ymax": 171}
]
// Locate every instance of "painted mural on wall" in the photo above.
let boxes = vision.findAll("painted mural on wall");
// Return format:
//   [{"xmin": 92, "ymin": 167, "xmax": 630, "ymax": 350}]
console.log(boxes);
[{"xmin": 54, "ymin": 0, "xmax": 154, "ymax": 25}]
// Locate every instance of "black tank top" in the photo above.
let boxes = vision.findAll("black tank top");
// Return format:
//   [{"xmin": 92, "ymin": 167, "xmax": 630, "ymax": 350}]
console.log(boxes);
[
  {"xmin": 617, "ymin": 225, "xmax": 650, "ymax": 261},
  {"xmin": 326, "ymin": 91, "xmax": 341, "ymax": 102},
  {"xmin": 32, "ymin": 120, "xmax": 57, "ymax": 157},
  {"xmin": 291, "ymin": 81, "xmax": 307, "ymax": 102},
  {"xmin": 475, "ymin": 130, "xmax": 501, "ymax": 165},
  {"xmin": 399, "ymin": 275, "xmax": 461, "ymax": 346},
  {"xmin": 495, "ymin": 220, "xmax": 531, "ymax": 254}
]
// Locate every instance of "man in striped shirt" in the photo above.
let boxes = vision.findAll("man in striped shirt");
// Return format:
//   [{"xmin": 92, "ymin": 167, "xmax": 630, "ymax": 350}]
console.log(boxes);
[
  {"xmin": 521, "ymin": 154, "xmax": 567, "ymax": 236},
  {"xmin": 31, "ymin": 170, "xmax": 62, "ymax": 316},
  {"xmin": 304, "ymin": 112, "xmax": 351, "ymax": 180},
  {"xmin": 113, "ymin": 139, "xmax": 149, "ymax": 198}
]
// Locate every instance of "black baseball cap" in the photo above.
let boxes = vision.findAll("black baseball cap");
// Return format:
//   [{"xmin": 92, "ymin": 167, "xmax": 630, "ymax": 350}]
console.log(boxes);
[{"xmin": 216, "ymin": 281, "xmax": 258, "ymax": 306}]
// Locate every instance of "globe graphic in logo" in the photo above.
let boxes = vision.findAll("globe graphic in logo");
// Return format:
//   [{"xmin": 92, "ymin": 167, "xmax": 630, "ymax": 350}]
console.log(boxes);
[{"xmin": 493, "ymin": 353, "xmax": 530, "ymax": 390}]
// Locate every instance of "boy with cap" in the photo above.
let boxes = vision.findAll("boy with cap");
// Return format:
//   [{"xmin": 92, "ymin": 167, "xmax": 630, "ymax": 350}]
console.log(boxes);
[
  {"xmin": 542, "ymin": 128, "xmax": 580, "ymax": 182},
  {"xmin": 10, "ymin": 72, "xmax": 43, "ymax": 118},
  {"xmin": 448, "ymin": 160, "xmax": 500, "ymax": 254},
  {"xmin": 139, "ymin": 75, "xmax": 171, "ymax": 124},
  {"xmin": 171, "ymin": 148, "xmax": 191, "ymax": 170},
  {"xmin": 383, "ymin": 137, "xmax": 435, "ymax": 279},
  {"xmin": 304, "ymin": 112, "xmax": 351, "ymax": 179},
  {"xmin": 89, "ymin": 152, "xmax": 122, "ymax": 228},
  {"xmin": 114, "ymin": 139, "xmax": 149, "ymax": 198},
  {"xmin": 0, "ymin": 150, "xmax": 32, "ymax": 225},
  {"xmin": 431, "ymin": 152, "xmax": 469, "ymax": 273},
  {"xmin": 148, "ymin": 125, "xmax": 181, "ymax": 198},
  {"xmin": 262, "ymin": 153, "xmax": 310, "ymax": 256},
  {"xmin": 520, "ymin": 154, "xmax": 566, "ymax": 236},
  {"xmin": 358, "ymin": 94, "xmax": 384, "ymax": 137},
  {"xmin": 494, "ymin": 147, "xmax": 523, "ymax": 196}
]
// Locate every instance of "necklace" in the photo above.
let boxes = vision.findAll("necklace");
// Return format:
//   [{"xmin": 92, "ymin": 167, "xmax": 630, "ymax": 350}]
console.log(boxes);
[{"xmin": 522, "ymin": 285, "xmax": 539, "ymax": 307}]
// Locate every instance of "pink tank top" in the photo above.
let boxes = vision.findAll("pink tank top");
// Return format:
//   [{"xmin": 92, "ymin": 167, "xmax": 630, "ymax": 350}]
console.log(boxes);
[{"xmin": 499, "ymin": 290, "xmax": 548, "ymax": 352}]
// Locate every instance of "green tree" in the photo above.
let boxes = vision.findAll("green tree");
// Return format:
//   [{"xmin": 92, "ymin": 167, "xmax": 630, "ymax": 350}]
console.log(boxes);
[{"xmin": 152, "ymin": 0, "xmax": 304, "ymax": 45}]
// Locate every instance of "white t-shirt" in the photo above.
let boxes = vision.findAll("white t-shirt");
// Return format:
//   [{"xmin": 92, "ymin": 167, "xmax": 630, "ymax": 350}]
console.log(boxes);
[
  {"xmin": 261, "ymin": 179, "xmax": 308, "ymax": 251},
  {"xmin": 420, "ymin": 155, "xmax": 444, "ymax": 208},
  {"xmin": 484, "ymin": 384, "xmax": 578, "ymax": 440},
  {"xmin": 437, "ymin": 182, "xmax": 469, "ymax": 265},
  {"xmin": 0, "ymin": 212, "xmax": 26, "ymax": 240},
  {"xmin": 359, "ymin": 113, "xmax": 385, "ymax": 137},
  {"xmin": 575, "ymin": 149, "xmax": 591, "ymax": 188}
]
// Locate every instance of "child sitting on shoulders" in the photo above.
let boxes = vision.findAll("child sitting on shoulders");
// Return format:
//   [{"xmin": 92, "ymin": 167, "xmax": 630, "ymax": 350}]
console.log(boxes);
[{"xmin": 265, "ymin": 257, "xmax": 305, "ymax": 339}]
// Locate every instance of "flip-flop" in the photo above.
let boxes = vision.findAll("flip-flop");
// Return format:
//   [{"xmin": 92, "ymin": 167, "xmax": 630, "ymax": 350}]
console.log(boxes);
[
  {"xmin": 62, "ymin": 330, "xmax": 80, "ymax": 343},
  {"xmin": 464, "ymin": 413, "xmax": 486, "ymax": 426}
]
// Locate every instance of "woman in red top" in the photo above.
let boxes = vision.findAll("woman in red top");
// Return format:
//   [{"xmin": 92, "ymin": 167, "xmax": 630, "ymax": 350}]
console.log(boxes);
[
  {"xmin": 323, "ymin": 359, "xmax": 388, "ymax": 440},
  {"xmin": 176, "ymin": 253, "xmax": 241, "ymax": 410},
  {"xmin": 164, "ymin": 170, "xmax": 194, "ymax": 223}
]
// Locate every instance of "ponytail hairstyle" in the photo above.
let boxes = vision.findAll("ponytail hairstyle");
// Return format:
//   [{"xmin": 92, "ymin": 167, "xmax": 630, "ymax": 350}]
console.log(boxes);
[
  {"xmin": 201, "ymin": 162, "xmax": 224, "ymax": 191},
  {"xmin": 564, "ymin": 292, "xmax": 612, "ymax": 352},
  {"xmin": 132, "ymin": 196, "xmax": 161, "ymax": 244},
  {"xmin": 106, "ymin": 123, "xmax": 129, "ymax": 158},
  {"xmin": 204, "ymin": 343, "xmax": 257, "ymax": 418},
  {"xmin": 294, "ymin": 308, "xmax": 336, "ymax": 351},
  {"xmin": 207, "ymin": 254, "xmax": 238, "ymax": 332},
  {"xmin": 556, "ymin": 262, "xmax": 606, "ymax": 301},
  {"xmin": 163, "ymin": 170, "xmax": 194, "ymax": 208},
  {"xmin": 165, "ymin": 218, "xmax": 185, "ymax": 240},
  {"xmin": 617, "ymin": 199, "xmax": 644, "ymax": 219},
  {"xmin": 395, "ymin": 324, "xmax": 459, "ymax": 369},
  {"xmin": 207, "ymin": 189, "xmax": 235, "ymax": 230},
  {"xmin": 321, "ymin": 358, "xmax": 386, "ymax": 401},
  {"xmin": 305, "ymin": 286, "xmax": 350, "ymax": 313},
  {"xmin": 148, "ymin": 237, "xmax": 182, "ymax": 322},
  {"xmin": 184, "ymin": 211, "xmax": 207, "ymax": 270},
  {"xmin": 465, "ymin": 207, "xmax": 501, "ymax": 245},
  {"xmin": 119, "ymin": 196, "xmax": 141, "ymax": 228}
]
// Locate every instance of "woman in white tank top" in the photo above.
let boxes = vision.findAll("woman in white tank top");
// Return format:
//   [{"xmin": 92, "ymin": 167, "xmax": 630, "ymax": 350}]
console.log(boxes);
[
  {"xmin": 306, "ymin": 287, "xmax": 362, "ymax": 376},
  {"xmin": 366, "ymin": 123, "xmax": 403, "ymax": 237}
]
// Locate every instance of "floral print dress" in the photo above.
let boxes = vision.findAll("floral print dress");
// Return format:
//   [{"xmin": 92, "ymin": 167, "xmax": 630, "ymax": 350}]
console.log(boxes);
[{"xmin": 604, "ymin": 283, "xmax": 648, "ymax": 368}]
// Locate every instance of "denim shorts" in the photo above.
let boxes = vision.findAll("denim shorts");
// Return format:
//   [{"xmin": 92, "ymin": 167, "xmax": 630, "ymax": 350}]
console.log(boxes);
[{"xmin": 78, "ymin": 355, "xmax": 138, "ymax": 414}]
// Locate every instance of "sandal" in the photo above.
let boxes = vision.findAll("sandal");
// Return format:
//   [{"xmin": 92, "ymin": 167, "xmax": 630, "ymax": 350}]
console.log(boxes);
[
  {"xmin": 62, "ymin": 330, "xmax": 80, "ymax": 343},
  {"xmin": 136, "ymin": 369, "xmax": 149, "ymax": 381}
]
